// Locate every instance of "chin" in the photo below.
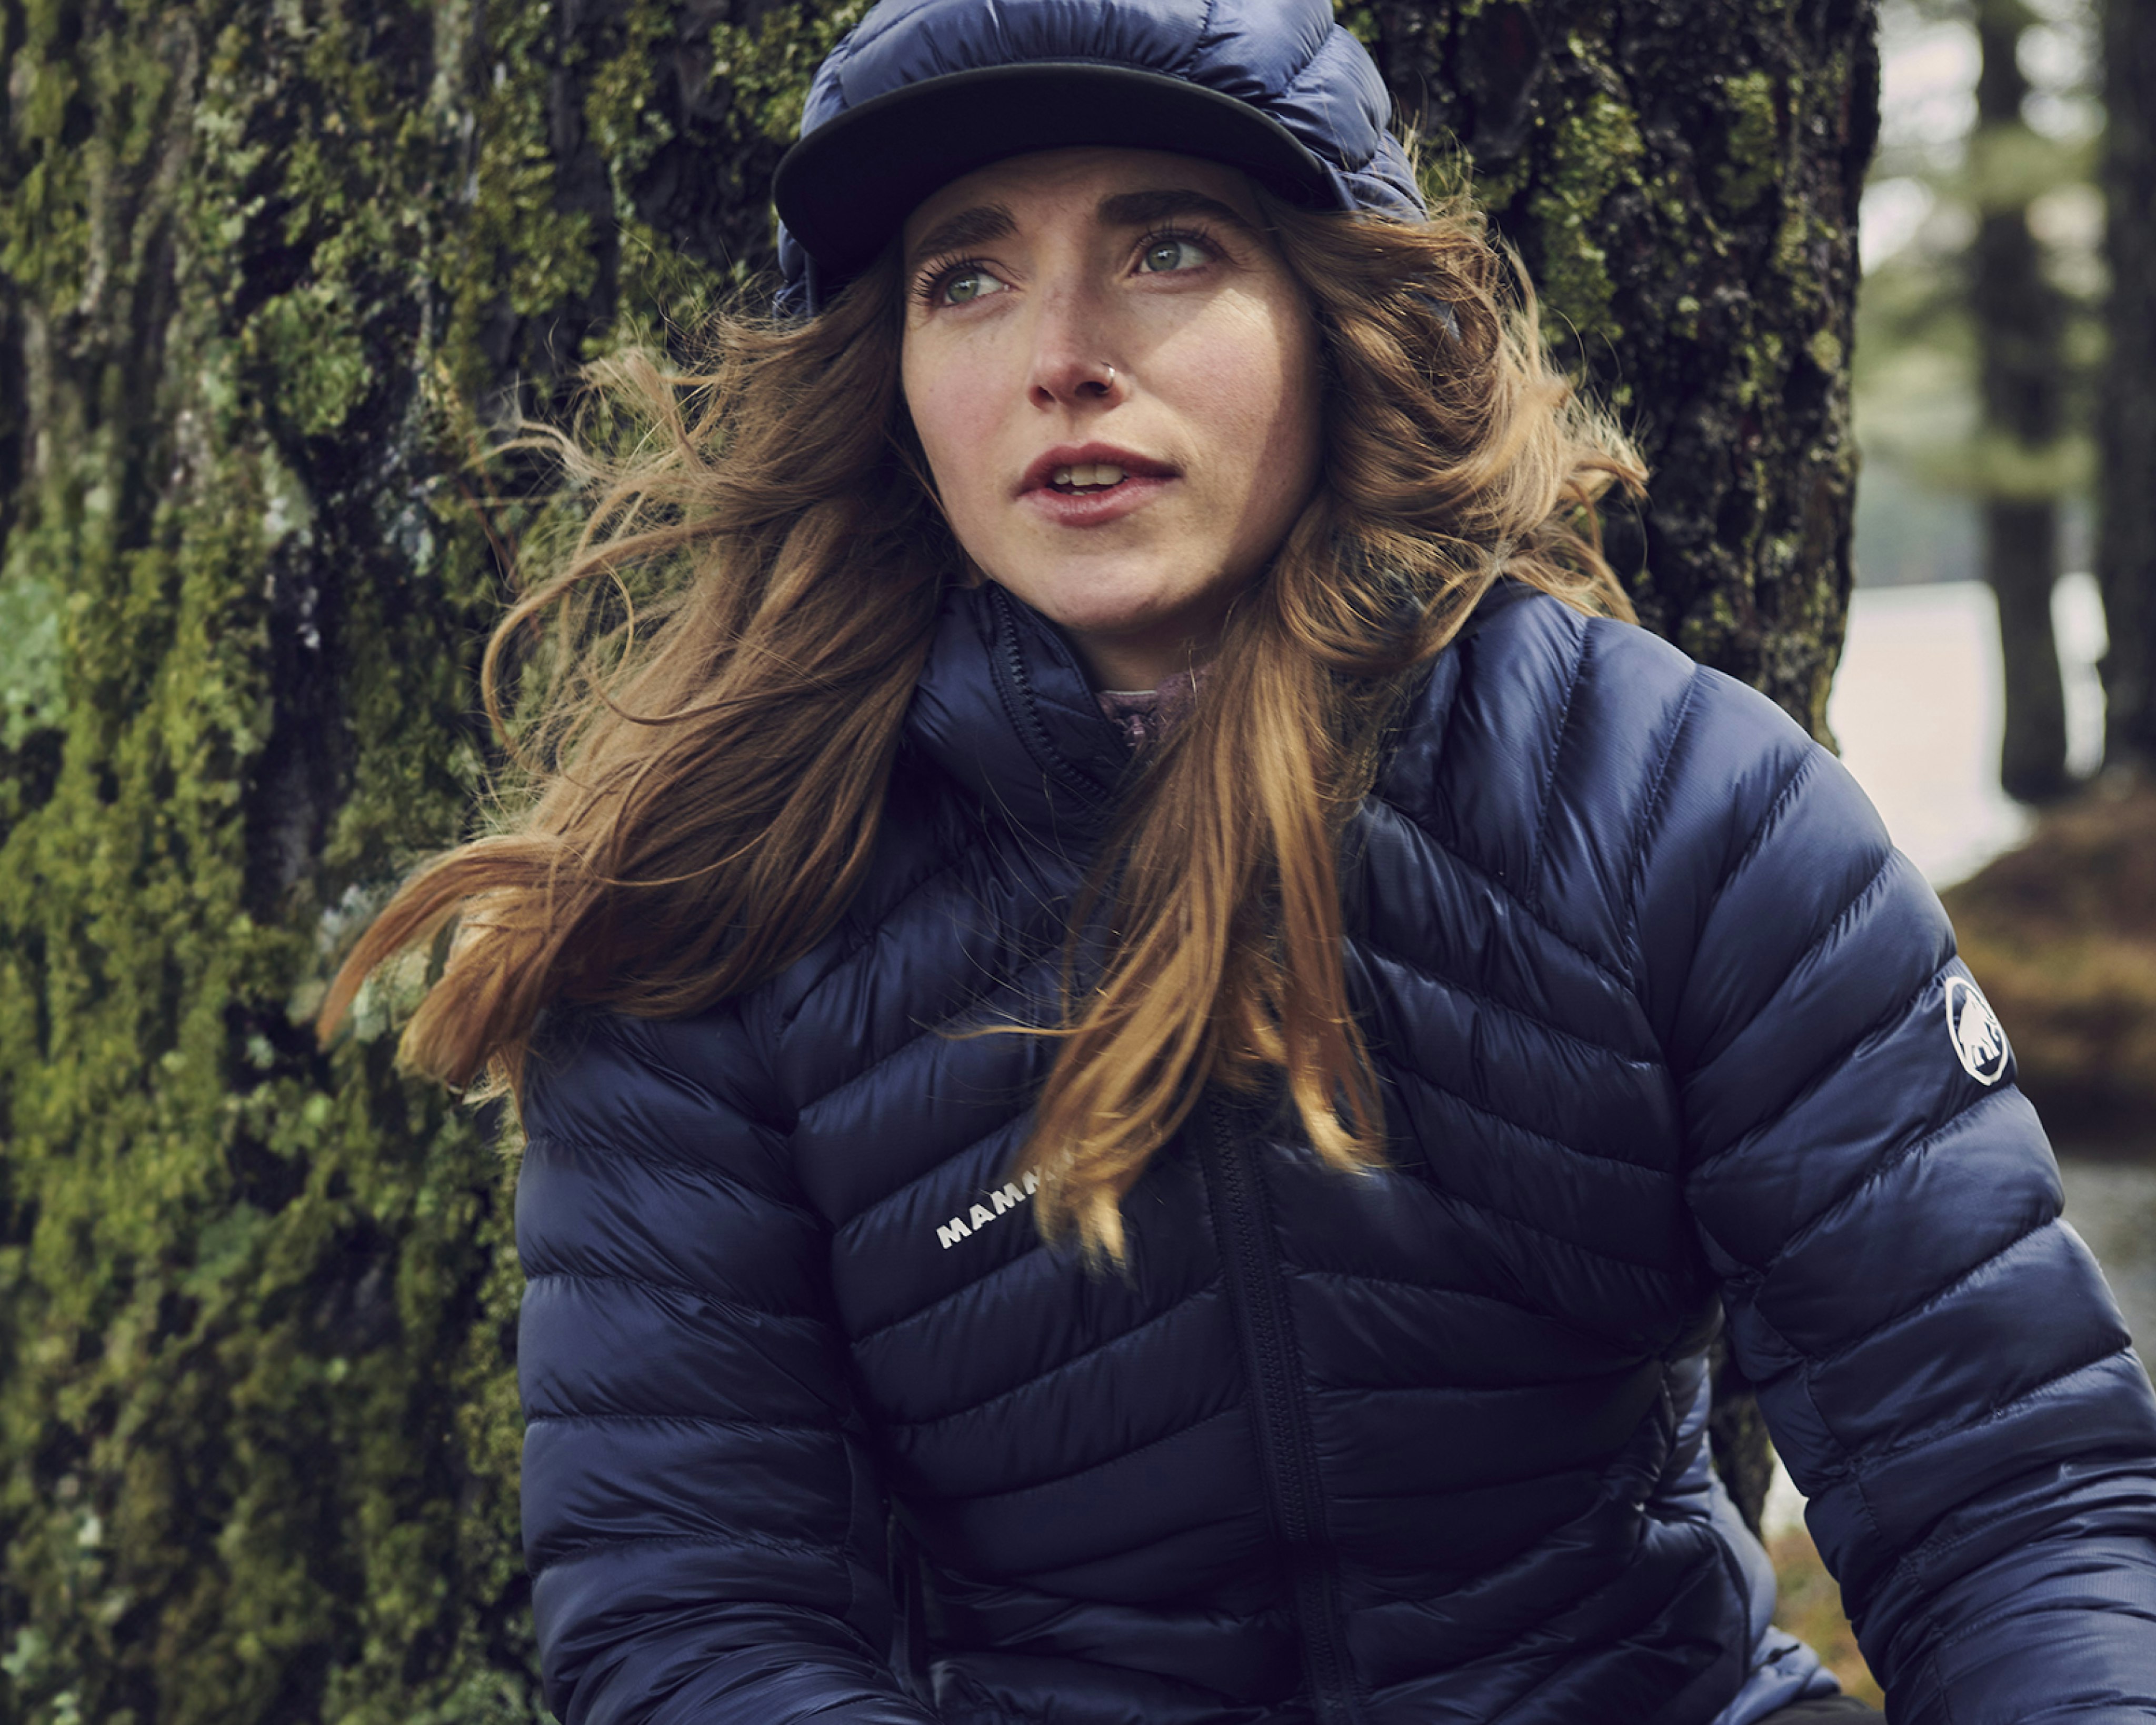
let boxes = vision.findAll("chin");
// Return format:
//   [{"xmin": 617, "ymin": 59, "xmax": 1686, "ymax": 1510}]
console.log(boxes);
[{"xmin": 1005, "ymin": 578, "xmax": 1185, "ymax": 635}]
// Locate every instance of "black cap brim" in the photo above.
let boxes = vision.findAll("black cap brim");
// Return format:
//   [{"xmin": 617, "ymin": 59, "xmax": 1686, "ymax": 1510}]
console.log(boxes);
[{"xmin": 773, "ymin": 62, "xmax": 1342, "ymax": 286}]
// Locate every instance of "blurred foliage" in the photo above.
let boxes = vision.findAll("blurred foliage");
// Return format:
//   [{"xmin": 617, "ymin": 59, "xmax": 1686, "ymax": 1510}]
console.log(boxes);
[{"xmin": 1853, "ymin": 0, "xmax": 2104, "ymax": 583}]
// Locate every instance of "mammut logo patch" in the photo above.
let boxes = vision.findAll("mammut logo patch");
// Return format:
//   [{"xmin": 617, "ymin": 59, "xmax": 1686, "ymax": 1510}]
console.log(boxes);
[
  {"xmin": 936, "ymin": 1171, "xmax": 1040, "ymax": 1249},
  {"xmin": 1944, "ymin": 976, "xmax": 2009, "ymax": 1086}
]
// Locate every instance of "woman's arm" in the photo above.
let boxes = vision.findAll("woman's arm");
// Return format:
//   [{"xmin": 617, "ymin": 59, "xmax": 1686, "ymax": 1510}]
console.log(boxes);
[
  {"xmin": 1641, "ymin": 662, "xmax": 2156, "ymax": 1722},
  {"xmin": 516, "ymin": 1006, "xmax": 935, "ymax": 1725}
]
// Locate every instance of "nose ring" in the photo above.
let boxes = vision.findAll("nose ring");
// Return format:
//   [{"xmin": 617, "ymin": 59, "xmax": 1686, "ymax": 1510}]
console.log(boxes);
[{"xmin": 1100, "ymin": 364, "xmax": 1115, "ymax": 387}]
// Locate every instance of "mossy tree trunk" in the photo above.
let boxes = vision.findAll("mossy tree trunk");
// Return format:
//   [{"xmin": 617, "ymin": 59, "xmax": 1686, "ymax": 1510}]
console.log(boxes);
[
  {"xmin": 1357, "ymin": 0, "xmax": 1879, "ymax": 740},
  {"xmin": 0, "ymin": 1, "xmax": 1872, "ymax": 1716},
  {"xmin": 2098, "ymin": 0, "xmax": 2156, "ymax": 772}
]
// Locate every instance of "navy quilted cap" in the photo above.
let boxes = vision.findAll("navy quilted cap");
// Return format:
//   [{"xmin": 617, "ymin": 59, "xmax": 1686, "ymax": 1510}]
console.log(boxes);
[{"xmin": 772, "ymin": 0, "xmax": 1424, "ymax": 313}]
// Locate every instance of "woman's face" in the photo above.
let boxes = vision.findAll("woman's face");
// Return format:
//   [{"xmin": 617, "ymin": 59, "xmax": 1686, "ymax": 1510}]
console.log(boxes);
[{"xmin": 899, "ymin": 147, "xmax": 1323, "ymax": 690}]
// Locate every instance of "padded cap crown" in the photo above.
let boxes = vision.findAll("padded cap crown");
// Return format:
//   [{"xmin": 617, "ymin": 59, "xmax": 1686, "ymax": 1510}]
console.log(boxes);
[{"xmin": 772, "ymin": 0, "xmax": 1422, "ymax": 314}]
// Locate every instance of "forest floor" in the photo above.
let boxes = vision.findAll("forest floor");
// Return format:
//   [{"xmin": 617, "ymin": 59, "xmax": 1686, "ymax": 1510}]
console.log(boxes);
[
  {"xmin": 1942, "ymin": 778, "xmax": 2156, "ymax": 1142},
  {"xmin": 1773, "ymin": 1530, "xmax": 1884, "ymax": 1704}
]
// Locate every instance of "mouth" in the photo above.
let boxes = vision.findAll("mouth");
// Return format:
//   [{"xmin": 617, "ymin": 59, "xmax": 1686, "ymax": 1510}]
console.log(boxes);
[
  {"xmin": 1048, "ymin": 460, "xmax": 1132, "ymax": 494},
  {"xmin": 1019, "ymin": 444, "xmax": 1177, "ymax": 500}
]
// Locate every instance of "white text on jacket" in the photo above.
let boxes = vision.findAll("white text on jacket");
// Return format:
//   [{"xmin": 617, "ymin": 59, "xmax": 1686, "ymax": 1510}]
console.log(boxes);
[{"xmin": 937, "ymin": 1171, "xmax": 1041, "ymax": 1248}]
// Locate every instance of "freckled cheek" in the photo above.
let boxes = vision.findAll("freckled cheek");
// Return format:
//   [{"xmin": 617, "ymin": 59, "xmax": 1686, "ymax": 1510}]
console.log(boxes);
[
  {"xmin": 905, "ymin": 363, "xmax": 1008, "ymax": 521},
  {"xmin": 1169, "ymin": 334, "xmax": 1316, "ymax": 493}
]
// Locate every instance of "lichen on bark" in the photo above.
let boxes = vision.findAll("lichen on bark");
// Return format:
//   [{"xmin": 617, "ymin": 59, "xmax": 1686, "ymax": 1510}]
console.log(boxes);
[{"xmin": 0, "ymin": 0, "xmax": 863, "ymax": 1717}]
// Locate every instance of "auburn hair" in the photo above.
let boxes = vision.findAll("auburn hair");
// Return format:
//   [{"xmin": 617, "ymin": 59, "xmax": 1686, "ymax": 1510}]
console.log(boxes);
[{"xmin": 320, "ymin": 184, "xmax": 1644, "ymax": 1262}]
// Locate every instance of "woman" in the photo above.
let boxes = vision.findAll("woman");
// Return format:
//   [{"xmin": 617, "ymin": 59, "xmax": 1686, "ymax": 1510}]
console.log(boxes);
[{"xmin": 327, "ymin": 2, "xmax": 2156, "ymax": 1720}]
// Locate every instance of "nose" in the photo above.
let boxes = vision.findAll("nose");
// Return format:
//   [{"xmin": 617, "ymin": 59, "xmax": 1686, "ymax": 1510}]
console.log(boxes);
[{"xmin": 1026, "ymin": 291, "xmax": 1129, "ymax": 412}]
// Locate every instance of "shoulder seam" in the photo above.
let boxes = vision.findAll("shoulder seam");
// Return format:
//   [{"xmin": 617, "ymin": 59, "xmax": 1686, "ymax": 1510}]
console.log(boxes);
[
  {"xmin": 1620, "ymin": 663, "xmax": 1709, "ymax": 986},
  {"xmin": 522, "ymin": 1130, "xmax": 823, "ymax": 1228},
  {"xmin": 522, "ymin": 1267, "xmax": 819, "ymax": 1324},
  {"xmin": 1693, "ymin": 749, "xmax": 1828, "ymax": 943},
  {"xmin": 602, "ymin": 1008, "xmax": 797, "ymax": 1137},
  {"xmin": 1681, "ymin": 848, "xmax": 1903, "ymax": 1095},
  {"xmin": 1363, "ymin": 800, "xmax": 1631, "ymax": 991},
  {"xmin": 778, "ymin": 841, "xmax": 977, "ymax": 1032},
  {"xmin": 1523, "ymin": 617, "xmax": 1594, "ymax": 912}
]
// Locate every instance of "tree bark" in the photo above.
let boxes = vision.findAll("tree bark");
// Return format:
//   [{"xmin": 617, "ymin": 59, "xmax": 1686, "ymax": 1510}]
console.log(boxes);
[
  {"xmin": 0, "ymin": 1, "xmax": 1875, "ymax": 1710},
  {"xmin": 2098, "ymin": 0, "xmax": 2156, "ymax": 770},
  {"xmin": 1970, "ymin": 0, "xmax": 2072, "ymax": 804},
  {"xmin": 1359, "ymin": 0, "xmax": 1879, "ymax": 740}
]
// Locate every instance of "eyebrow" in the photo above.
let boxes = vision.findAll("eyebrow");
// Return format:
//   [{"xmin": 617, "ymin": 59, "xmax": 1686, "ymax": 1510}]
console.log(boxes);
[
  {"xmin": 1094, "ymin": 188, "xmax": 1259, "ymax": 236},
  {"xmin": 906, "ymin": 203, "xmax": 1016, "ymax": 276},
  {"xmin": 904, "ymin": 187, "xmax": 1259, "ymax": 276}
]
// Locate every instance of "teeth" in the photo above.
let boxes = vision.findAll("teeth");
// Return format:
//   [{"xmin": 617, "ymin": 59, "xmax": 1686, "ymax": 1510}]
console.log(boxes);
[{"xmin": 1049, "ymin": 462, "xmax": 1129, "ymax": 490}]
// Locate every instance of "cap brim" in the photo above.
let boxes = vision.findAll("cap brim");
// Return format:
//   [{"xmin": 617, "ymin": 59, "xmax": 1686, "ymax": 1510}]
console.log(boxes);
[{"xmin": 773, "ymin": 63, "xmax": 1342, "ymax": 286}]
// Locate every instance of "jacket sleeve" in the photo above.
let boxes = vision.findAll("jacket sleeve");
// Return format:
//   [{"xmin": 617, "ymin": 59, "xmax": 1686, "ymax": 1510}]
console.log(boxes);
[
  {"xmin": 515, "ymin": 1006, "xmax": 934, "ymax": 1725},
  {"xmin": 1637, "ymin": 665, "xmax": 2156, "ymax": 1723}
]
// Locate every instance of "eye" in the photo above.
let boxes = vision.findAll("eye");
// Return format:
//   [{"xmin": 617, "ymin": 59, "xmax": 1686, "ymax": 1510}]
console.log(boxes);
[
  {"xmin": 1137, "ymin": 234, "xmax": 1210, "ymax": 275},
  {"xmin": 934, "ymin": 264, "xmax": 1007, "ymax": 306}
]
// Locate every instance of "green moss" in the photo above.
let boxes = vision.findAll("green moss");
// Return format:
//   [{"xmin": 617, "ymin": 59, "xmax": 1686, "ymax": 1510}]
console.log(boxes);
[
  {"xmin": 1716, "ymin": 70, "xmax": 1780, "ymax": 212},
  {"xmin": 0, "ymin": 575, "xmax": 66, "ymax": 750},
  {"xmin": 246, "ymin": 288, "xmax": 374, "ymax": 439},
  {"xmin": 1524, "ymin": 88, "xmax": 1644, "ymax": 354},
  {"xmin": 1334, "ymin": 3, "xmax": 1380, "ymax": 47},
  {"xmin": 708, "ymin": 0, "xmax": 871, "ymax": 148},
  {"xmin": 0, "ymin": 0, "xmax": 566, "ymax": 1716}
]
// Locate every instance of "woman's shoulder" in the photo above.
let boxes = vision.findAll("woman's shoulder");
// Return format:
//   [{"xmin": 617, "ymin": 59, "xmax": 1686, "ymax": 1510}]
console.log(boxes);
[
  {"xmin": 1388, "ymin": 582, "xmax": 1825, "ymax": 845},
  {"xmin": 521, "ymin": 998, "xmax": 798, "ymax": 1162},
  {"xmin": 1451, "ymin": 579, "xmax": 1815, "ymax": 771},
  {"xmin": 1378, "ymin": 581, "xmax": 1901, "ymax": 983}
]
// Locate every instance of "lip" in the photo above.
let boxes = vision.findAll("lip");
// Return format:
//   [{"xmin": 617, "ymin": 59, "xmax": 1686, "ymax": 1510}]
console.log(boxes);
[{"xmin": 1016, "ymin": 442, "xmax": 1179, "ymax": 528}]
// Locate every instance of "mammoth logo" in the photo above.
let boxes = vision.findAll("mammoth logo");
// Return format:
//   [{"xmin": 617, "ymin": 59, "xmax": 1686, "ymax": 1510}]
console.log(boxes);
[{"xmin": 1943, "ymin": 976, "xmax": 2009, "ymax": 1086}]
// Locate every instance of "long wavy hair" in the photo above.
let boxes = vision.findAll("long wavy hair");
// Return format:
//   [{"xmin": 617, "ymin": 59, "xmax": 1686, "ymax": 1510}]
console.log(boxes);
[{"xmin": 321, "ymin": 182, "xmax": 1644, "ymax": 1261}]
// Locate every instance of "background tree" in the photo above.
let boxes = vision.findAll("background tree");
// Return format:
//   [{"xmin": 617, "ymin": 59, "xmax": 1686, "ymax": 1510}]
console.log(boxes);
[
  {"xmin": 0, "ymin": 1, "xmax": 1875, "ymax": 1717},
  {"xmin": 2096, "ymin": 0, "xmax": 2156, "ymax": 767},
  {"xmin": 1972, "ymin": 0, "xmax": 2074, "ymax": 801},
  {"xmin": 1930, "ymin": 0, "xmax": 2156, "ymax": 1148},
  {"xmin": 1845, "ymin": 0, "xmax": 2103, "ymax": 781}
]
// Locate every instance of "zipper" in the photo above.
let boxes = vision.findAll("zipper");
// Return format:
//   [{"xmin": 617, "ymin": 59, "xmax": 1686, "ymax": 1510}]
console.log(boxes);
[
  {"xmin": 1201, "ymin": 1098, "xmax": 1361, "ymax": 1725},
  {"xmin": 985, "ymin": 585, "xmax": 1116, "ymax": 814}
]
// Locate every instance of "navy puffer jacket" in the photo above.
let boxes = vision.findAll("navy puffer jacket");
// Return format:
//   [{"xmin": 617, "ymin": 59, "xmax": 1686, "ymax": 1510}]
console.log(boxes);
[{"xmin": 517, "ymin": 581, "xmax": 2156, "ymax": 1724}]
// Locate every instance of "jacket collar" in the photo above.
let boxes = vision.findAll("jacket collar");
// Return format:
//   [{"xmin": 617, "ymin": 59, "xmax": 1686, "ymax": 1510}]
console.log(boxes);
[
  {"xmin": 904, "ymin": 574, "xmax": 1510, "ymax": 840},
  {"xmin": 903, "ymin": 582, "xmax": 1131, "ymax": 841}
]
